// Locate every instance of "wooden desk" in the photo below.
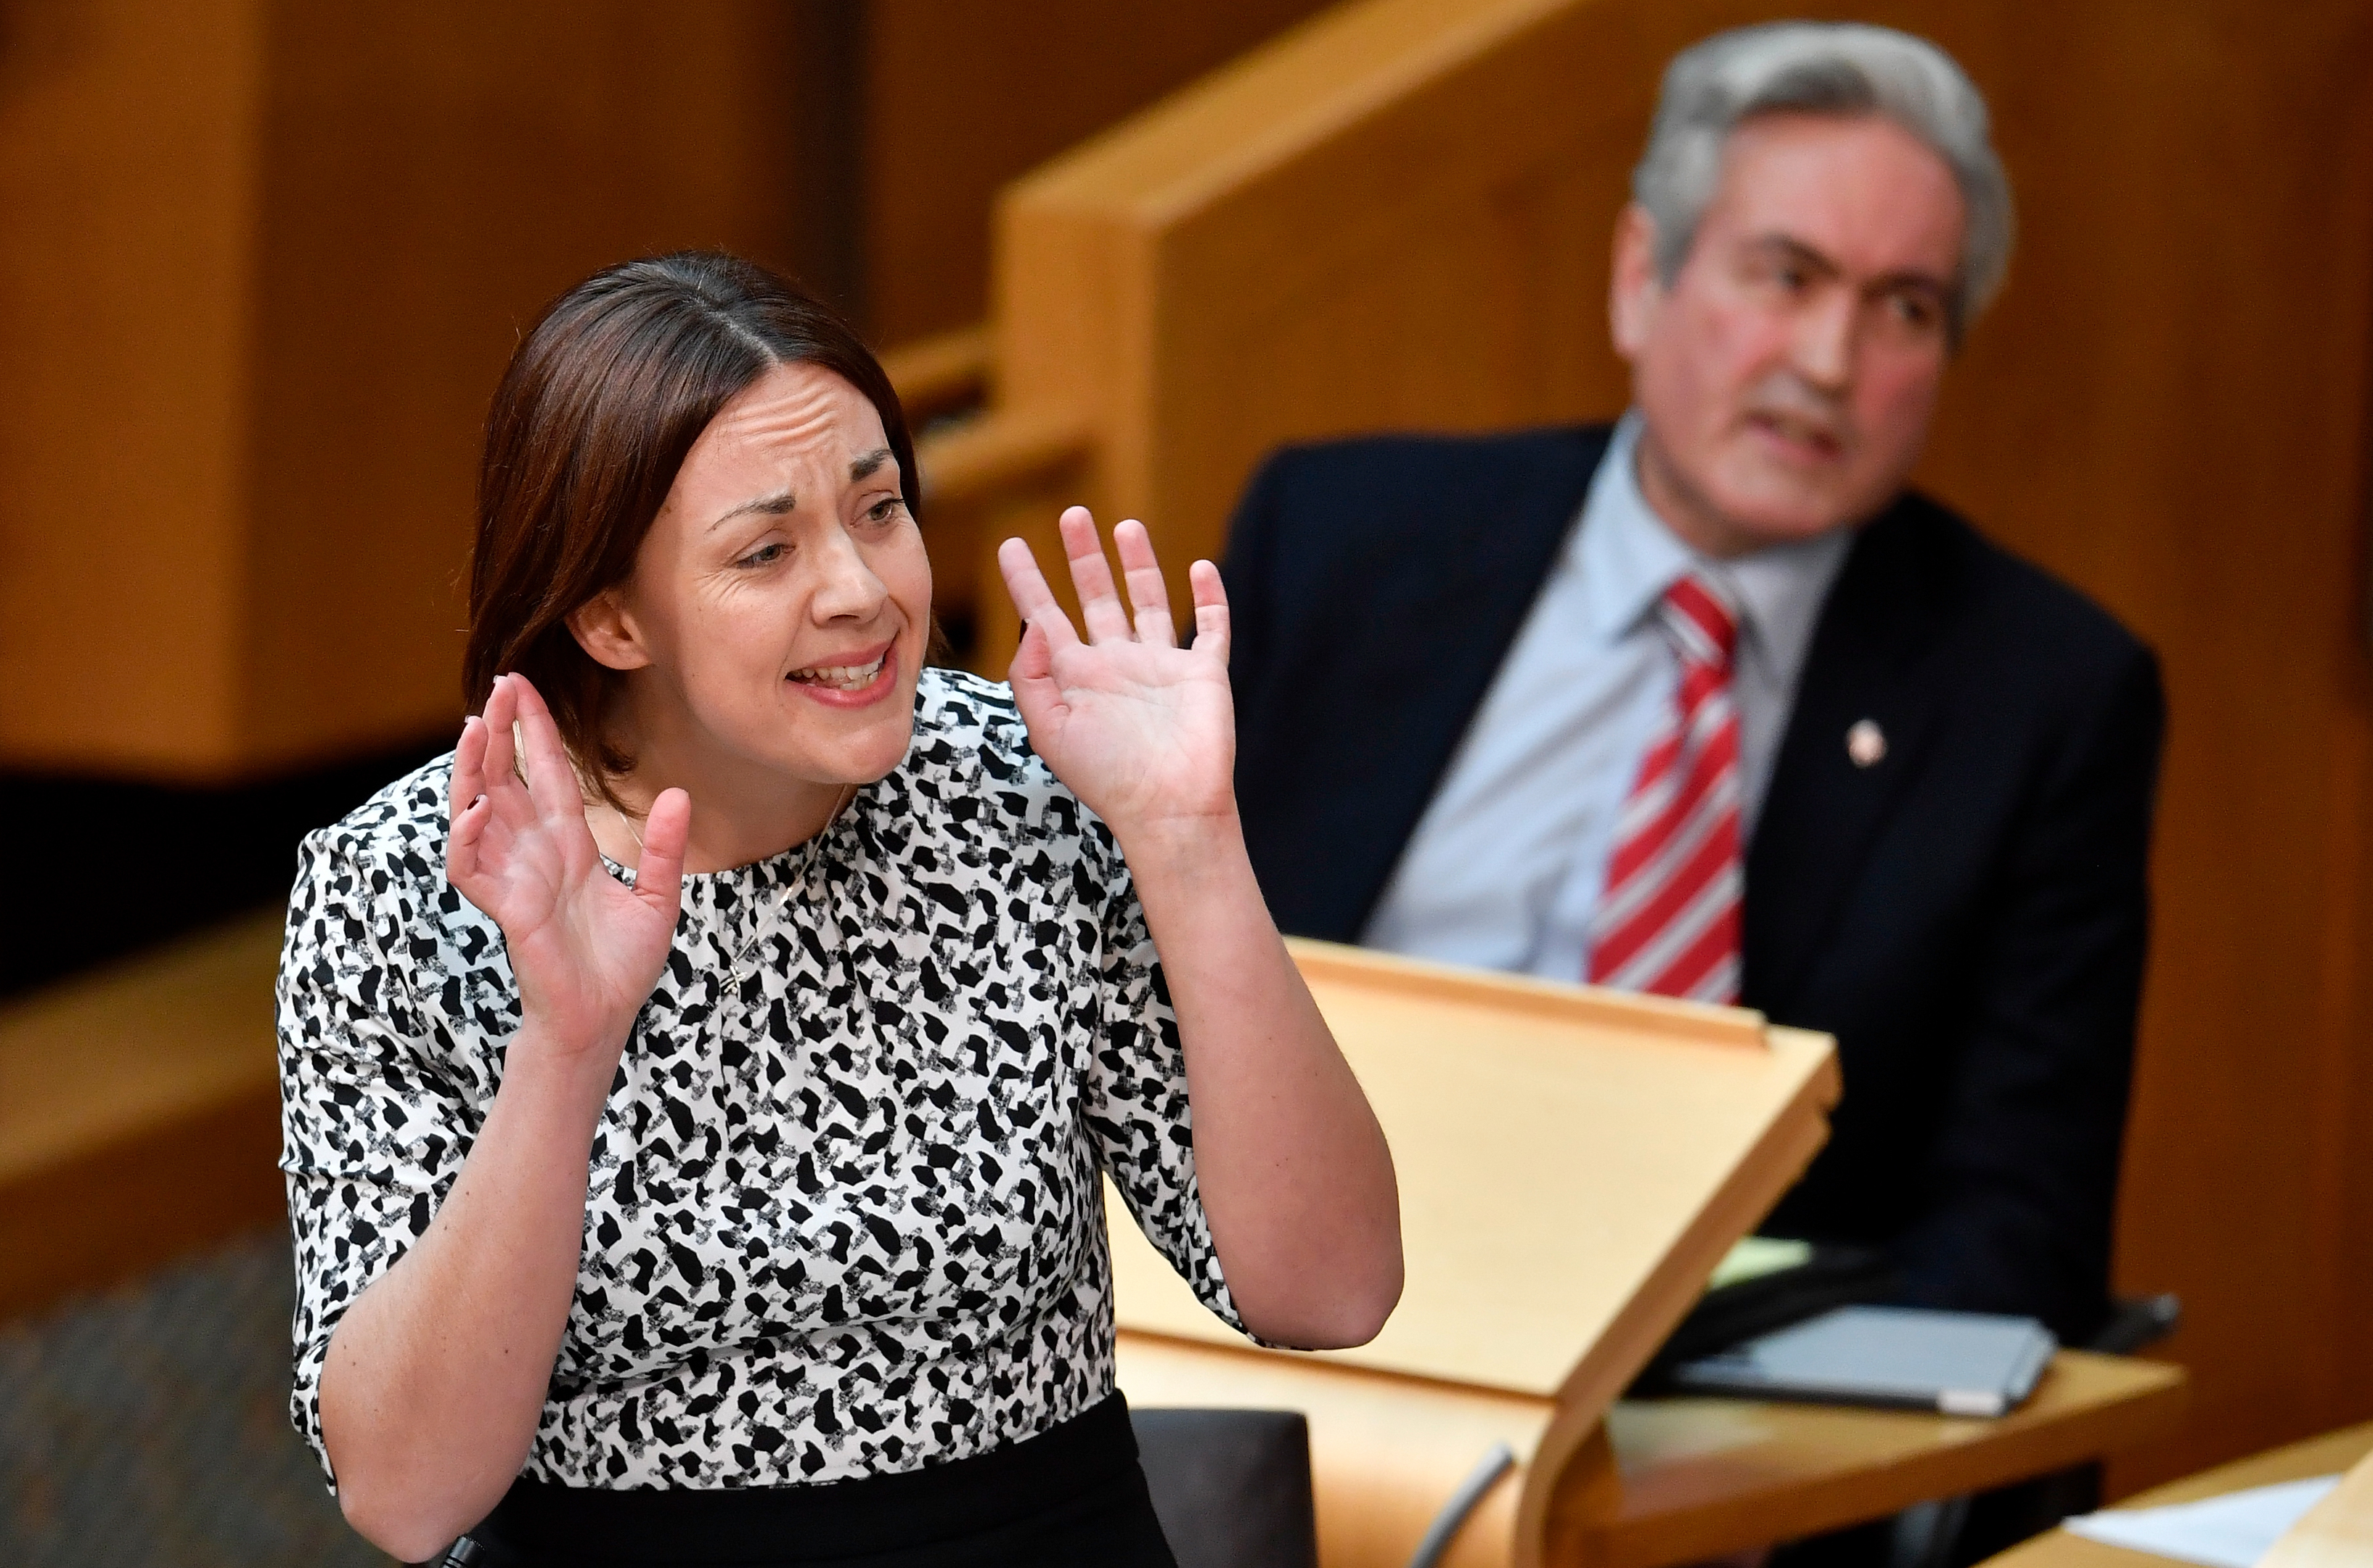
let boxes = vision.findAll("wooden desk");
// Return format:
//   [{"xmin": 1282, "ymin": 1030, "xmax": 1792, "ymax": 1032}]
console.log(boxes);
[
  {"xmin": 1591, "ymin": 1353, "xmax": 2189, "ymax": 1568},
  {"xmin": 1113, "ymin": 944, "xmax": 2190, "ymax": 1568},
  {"xmin": 1982, "ymin": 1422, "xmax": 2373, "ymax": 1568},
  {"xmin": 1119, "ymin": 1335, "xmax": 2188, "ymax": 1568}
]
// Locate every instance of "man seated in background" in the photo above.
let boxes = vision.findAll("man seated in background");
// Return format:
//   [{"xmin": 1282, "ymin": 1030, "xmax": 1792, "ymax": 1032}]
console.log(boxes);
[{"xmin": 1220, "ymin": 22, "xmax": 2163, "ymax": 1349}]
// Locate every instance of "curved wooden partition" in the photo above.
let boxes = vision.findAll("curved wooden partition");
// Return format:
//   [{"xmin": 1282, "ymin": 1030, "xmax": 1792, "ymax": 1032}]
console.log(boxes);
[{"xmin": 974, "ymin": 0, "xmax": 1654, "ymax": 663}]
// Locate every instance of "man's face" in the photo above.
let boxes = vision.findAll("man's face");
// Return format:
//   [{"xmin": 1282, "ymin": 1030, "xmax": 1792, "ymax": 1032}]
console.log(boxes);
[{"xmin": 1611, "ymin": 112, "xmax": 1967, "ymax": 558}]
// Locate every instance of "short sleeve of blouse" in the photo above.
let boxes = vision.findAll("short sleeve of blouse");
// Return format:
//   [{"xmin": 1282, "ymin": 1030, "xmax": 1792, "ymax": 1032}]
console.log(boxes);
[
  {"xmin": 1079, "ymin": 831, "xmax": 1246, "ymax": 1336},
  {"xmin": 276, "ymin": 826, "xmax": 482, "ymax": 1488}
]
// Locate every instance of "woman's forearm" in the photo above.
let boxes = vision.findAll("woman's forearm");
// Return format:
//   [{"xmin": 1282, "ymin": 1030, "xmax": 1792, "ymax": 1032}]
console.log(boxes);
[
  {"xmin": 319, "ymin": 1021, "xmax": 618, "ymax": 1561},
  {"xmin": 1116, "ymin": 812, "xmax": 1403, "ymax": 1349}
]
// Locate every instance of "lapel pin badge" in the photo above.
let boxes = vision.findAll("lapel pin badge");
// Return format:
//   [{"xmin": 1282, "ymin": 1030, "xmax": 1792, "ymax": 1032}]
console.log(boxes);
[{"xmin": 1847, "ymin": 718, "xmax": 1887, "ymax": 768}]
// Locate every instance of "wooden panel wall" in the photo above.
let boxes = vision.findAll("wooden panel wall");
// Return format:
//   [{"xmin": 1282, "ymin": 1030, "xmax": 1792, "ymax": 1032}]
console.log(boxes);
[
  {"xmin": 0, "ymin": 1, "xmax": 855, "ymax": 779},
  {"xmin": 0, "ymin": 0, "xmax": 266, "ymax": 769},
  {"xmin": 1906, "ymin": 1, "xmax": 2373, "ymax": 1487},
  {"xmin": 0, "ymin": 0, "xmax": 1326, "ymax": 778},
  {"xmin": 862, "ymin": 0, "xmax": 1337, "ymax": 345},
  {"xmin": 991, "ymin": 0, "xmax": 2373, "ymax": 1490}
]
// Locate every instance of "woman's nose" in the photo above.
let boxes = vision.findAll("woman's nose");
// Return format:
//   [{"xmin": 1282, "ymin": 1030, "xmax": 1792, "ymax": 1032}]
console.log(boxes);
[{"xmin": 809, "ymin": 525, "xmax": 889, "ymax": 620}]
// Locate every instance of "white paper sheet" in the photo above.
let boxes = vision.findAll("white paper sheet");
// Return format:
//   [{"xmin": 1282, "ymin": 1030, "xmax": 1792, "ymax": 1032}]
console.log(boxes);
[{"xmin": 2063, "ymin": 1476, "xmax": 2341, "ymax": 1568}]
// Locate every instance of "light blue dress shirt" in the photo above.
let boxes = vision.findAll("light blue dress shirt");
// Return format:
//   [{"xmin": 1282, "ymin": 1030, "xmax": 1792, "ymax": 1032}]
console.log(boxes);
[{"xmin": 1359, "ymin": 413, "xmax": 1854, "ymax": 981}]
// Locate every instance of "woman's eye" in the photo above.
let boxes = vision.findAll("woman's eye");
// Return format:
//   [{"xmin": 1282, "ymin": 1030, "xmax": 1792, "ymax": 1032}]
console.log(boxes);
[
  {"xmin": 738, "ymin": 542, "xmax": 786, "ymax": 568},
  {"xmin": 866, "ymin": 496, "xmax": 909, "ymax": 523}
]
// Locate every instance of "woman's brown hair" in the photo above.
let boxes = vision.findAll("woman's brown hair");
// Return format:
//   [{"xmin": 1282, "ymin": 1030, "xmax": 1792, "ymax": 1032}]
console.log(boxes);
[{"xmin": 463, "ymin": 252, "xmax": 916, "ymax": 795}]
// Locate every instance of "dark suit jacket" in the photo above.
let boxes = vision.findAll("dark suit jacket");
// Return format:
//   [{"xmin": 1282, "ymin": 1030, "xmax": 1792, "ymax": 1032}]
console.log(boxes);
[{"xmin": 1222, "ymin": 425, "xmax": 2164, "ymax": 1343}]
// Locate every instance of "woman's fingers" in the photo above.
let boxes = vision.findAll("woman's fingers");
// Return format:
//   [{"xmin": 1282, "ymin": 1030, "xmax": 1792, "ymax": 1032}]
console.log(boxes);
[
  {"xmin": 997, "ymin": 536, "xmax": 1083, "ymax": 655},
  {"xmin": 634, "ymin": 787, "xmax": 692, "ymax": 910},
  {"xmin": 1000, "ymin": 511, "xmax": 1200, "ymax": 663},
  {"xmin": 509, "ymin": 674, "xmax": 589, "ymax": 830},
  {"xmin": 1057, "ymin": 507, "xmax": 1137, "ymax": 645},
  {"xmin": 1007, "ymin": 615, "xmax": 1053, "ymax": 685},
  {"xmin": 1189, "ymin": 559, "xmax": 1232, "ymax": 669},
  {"xmin": 447, "ymin": 791, "xmax": 494, "ymax": 884},
  {"xmin": 476, "ymin": 674, "xmax": 554, "ymax": 841},
  {"xmin": 447, "ymin": 719, "xmax": 494, "ymax": 886},
  {"xmin": 1113, "ymin": 519, "xmax": 1177, "ymax": 648},
  {"xmin": 450, "ymin": 714, "xmax": 489, "ymax": 817},
  {"xmin": 445, "ymin": 714, "xmax": 502, "ymax": 909},
  {"xmin": 479, "ymin": 675, "xmax": 520, "ymax": 799}
]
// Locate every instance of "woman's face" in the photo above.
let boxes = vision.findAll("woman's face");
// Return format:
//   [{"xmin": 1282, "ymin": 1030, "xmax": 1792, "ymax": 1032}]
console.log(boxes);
[{"xmin": 575, "ymin": 362, "xmax": 931, "ymax": 804}]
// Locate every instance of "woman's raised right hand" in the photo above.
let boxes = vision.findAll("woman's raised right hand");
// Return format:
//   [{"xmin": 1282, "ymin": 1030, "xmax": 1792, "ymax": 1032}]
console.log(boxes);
[{"xmin": 446, "ymin": 673, "xmax": 690, "ymax": 1058}]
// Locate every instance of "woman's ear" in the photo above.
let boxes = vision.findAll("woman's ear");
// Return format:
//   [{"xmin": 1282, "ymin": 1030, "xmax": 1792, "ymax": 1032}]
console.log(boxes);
[{"xmin": 567, "ymin": 589, "xmax": 653, "ymax": 672}]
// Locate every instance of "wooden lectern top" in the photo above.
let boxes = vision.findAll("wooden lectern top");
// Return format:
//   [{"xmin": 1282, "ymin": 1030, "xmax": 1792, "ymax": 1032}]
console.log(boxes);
[{"xmin": 1108, "ymin": 935, "xmax": 1839, "ymax": 1415}]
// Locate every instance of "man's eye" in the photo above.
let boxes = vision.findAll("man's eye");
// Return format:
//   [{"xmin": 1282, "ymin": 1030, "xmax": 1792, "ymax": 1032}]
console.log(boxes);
[
  {"xmin": 1889, "ymin": 293, "xmax": 1940, "ymax": 329},
  {"xmin": 867, "ymin": 497, "xmax": 909, "ymax": 523}
]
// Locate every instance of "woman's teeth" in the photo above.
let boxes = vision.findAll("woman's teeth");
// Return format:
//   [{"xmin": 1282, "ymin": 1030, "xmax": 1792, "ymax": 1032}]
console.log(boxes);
[{"xmin": 790, "ymin": 655, "xmax": 885, "ymax": 691}]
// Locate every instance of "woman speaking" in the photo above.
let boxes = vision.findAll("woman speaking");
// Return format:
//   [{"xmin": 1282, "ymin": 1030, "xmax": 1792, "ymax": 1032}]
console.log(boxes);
[{"xmin": 275, "ymin": 252, "xmax": 1402, "ymax": 1567}]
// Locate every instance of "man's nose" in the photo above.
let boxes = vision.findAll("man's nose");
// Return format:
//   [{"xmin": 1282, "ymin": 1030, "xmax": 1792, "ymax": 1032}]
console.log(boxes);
[
  {"xmin": 810, "ymin": 525, "xmax": 889, "ymax": 620},
  {"xmin": 1790, "ymin": 290, "xmax": 1857, "ymax": 390}
]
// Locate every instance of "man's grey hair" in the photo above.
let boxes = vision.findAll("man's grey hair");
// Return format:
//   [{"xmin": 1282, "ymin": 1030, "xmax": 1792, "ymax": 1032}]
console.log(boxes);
[{"xmin": 1633, "ymin": 23, "xmax": 2014, "ymax": 337}]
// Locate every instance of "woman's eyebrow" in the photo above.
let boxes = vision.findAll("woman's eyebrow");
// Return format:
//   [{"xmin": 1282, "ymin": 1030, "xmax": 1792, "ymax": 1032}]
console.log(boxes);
[
  {"xmin": 849, "ymin": 447, "xmax": 894, "ymax": 481},
  {"xmin": 708, "ymin": 489, "xmax": 796, "ymax": 531}
]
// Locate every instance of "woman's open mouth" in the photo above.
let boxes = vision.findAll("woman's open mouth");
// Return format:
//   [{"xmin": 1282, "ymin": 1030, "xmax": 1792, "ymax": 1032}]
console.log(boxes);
[
  {"xmin": 788, "ymin": 653, "xmax": 886, "ymax": 692},
  {"xmin": 785, "ymin": 642, "xmax": 899, "ymax": 707}
]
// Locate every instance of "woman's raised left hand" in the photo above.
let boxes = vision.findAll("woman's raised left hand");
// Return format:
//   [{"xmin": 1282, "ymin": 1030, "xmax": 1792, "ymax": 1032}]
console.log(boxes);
[
  {"xmin": 997, "ymin": 508, "xmax": 1235, "ymax": 843},
  {"xmin": 1002, "ymin": 510, "xmax": 1405, "ymax": 1349}
]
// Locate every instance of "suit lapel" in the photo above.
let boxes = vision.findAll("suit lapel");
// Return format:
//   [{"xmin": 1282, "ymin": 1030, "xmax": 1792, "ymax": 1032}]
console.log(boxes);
[
  {"xmin": 1323, "ymin": 427, "xmax": 1614, "ymax": 937},
  {"xmin": 1744, "ymin": 499, "xmax": 1959, "ymax": 1012}
]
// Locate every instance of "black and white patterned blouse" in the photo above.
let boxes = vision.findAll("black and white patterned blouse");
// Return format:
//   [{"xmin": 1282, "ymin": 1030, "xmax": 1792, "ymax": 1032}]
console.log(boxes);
[{"xmin": 277, "ymin": 669, "xmax": 1241, "ymax": 1490}]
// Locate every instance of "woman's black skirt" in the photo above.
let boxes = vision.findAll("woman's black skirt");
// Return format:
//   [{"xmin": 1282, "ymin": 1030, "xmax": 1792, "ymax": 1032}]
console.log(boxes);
[{"xmin": 459, "ymin": 1392, "xmax": 1176, "ymax": 1567}]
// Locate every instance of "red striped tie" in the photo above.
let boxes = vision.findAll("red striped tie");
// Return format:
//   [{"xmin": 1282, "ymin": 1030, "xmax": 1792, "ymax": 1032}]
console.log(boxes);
[{"xmin": 1587, "ymin": 574, "xmax": 1744, "ymax": 1003}]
